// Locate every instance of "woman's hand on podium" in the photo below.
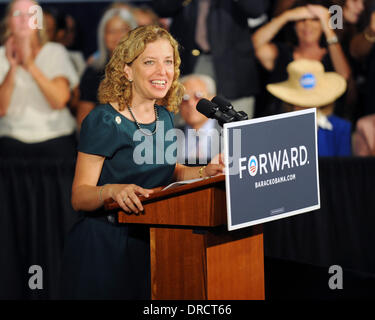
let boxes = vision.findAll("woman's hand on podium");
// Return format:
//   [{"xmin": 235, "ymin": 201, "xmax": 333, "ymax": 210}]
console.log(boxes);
[
  {"xmin": 109, "ymin": 184, "xmax": 154, "ymax": 214},
  {"xmin": 204, "ymin": 153, "xmax": 225, "ymax": 177}
]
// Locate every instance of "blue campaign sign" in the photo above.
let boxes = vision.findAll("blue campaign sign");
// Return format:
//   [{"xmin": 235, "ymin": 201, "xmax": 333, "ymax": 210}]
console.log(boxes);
[{"xmin": 223, "ymin": 108, "xmax": 320, "ymax": 231}]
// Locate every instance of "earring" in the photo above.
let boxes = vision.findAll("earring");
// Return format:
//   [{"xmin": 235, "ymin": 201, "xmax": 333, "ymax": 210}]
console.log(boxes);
[{"xmin": 128, "ymin": 79, "xmax": 133, "ymax": 83}]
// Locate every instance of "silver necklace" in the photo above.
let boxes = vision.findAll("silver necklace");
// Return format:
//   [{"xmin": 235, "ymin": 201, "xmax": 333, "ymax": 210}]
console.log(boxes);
[{"xmin": 127, "ymin": 105, "xmax": 159, "ymax": 136}]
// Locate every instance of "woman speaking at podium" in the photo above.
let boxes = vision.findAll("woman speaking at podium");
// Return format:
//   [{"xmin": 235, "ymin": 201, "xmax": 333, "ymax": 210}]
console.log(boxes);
[{"xmin": 61, "ymin": 25, "xmax": 224, "ymax": 299}]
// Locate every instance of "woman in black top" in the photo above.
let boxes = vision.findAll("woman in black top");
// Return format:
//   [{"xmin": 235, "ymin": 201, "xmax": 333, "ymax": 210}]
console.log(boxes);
[{"xmin": 252, "ymin": 0, "xmax": 351, "ymax": 116}]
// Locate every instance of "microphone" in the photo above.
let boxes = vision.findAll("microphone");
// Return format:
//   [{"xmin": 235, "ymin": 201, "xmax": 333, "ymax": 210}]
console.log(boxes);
[
  {"xmin": 196, "ymin": 98, "xmax": 235, "ymax": 126},
  {"xmin": 211, "ymin": 96, "xmax": 248, "ymax": 121}
]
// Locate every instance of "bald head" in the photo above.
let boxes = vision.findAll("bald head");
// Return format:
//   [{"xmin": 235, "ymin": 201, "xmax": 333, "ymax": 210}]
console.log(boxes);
[{"xmin": 179, "ymin": 75, "xmax": 214, "ymax": 130}]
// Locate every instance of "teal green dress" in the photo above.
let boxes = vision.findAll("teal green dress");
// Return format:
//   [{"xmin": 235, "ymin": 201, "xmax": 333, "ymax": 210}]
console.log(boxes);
[{"xmin": 61, "ymin": 104, "xmax": 176, "ymax": 299}]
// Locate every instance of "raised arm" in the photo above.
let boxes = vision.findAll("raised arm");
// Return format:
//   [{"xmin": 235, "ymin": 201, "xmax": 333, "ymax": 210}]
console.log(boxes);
[
  {"xmin": 0, "ymin": 37, "xmax": 18, "ymax": 117},
  {"xmin": 27, "ymin": 65, "xmax": 71, "ymax": 110},
  {"xmin": 252, "ymin": 7, "xmax": 315, "ymax": 50},
  {"xmin": 0, "ymin": 69, "xmax": 17, "ymax": 117},
  {"xmin": 251, "ymin": 12, "xmax": 288, "ymax": 71},
  {"xmin": 307, "ymin": 4, "xmax": 351, "ymax": 80},
  {"xmin": 252, "ymin": 7, "xmax": 314, "ymax": 71}
]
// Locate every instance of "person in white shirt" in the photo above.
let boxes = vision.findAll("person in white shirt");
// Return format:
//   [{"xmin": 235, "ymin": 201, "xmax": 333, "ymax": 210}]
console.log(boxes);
[
  {"xmin": 0, "ymin": 0, "xmax": 78, "ymax": 158},
  {"xmin": 176, "ymin": 74, "xmax": 221, "ymax": 165}
]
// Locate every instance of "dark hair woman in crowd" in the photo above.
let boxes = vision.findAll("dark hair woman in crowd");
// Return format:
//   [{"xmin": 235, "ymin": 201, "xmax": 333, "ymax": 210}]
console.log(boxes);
[
  {"xmin": 61, "ymin": 25, "xmax": 224, "ymax": 299},
  {"xmin": 252, "ymin": 0, "xmax": 351, "ymax": 116}
]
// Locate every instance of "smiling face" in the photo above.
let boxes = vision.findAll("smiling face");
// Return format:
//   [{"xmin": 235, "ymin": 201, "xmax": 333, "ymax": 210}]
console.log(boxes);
[
  {"xmin": 8, "ymin": 0, "xmax": 38, "ymax": 38},
  {"xmin": 295, "ymin": 18, "xmax": 322, "ymax": 45},
  {"xmin": 343, "ymin": 0, "xmax": 364, "ymax": 24},
  {"xmin": 124, "ymin": 38, "xmax": 175, "ymax": 104}
]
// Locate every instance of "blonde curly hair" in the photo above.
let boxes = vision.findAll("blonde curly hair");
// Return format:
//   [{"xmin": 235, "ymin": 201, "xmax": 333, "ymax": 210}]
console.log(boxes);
[{"xmin": 98, "ymin": 25, "xmax": 184, "ymax": 113}]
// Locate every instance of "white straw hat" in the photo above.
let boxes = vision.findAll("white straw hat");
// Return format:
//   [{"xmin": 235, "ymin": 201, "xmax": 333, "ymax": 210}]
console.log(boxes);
[{"xmin": 266, "ymin": 59, "xmax": 347, "ymax": 108}]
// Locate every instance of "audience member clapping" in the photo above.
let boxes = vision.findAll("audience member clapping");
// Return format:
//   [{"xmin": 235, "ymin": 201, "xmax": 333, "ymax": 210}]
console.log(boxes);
[{"xmin": 0, "ymin": 0, "xmax": 79, "ymax": 158}]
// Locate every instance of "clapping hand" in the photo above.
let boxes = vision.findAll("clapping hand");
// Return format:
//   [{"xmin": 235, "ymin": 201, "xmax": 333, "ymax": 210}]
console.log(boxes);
[
  {"xmin": 5, "ymin": 36, "xmax": 19, "ymax": 68},
  {"xmin": 14, "ymin": 35, "xmax": 34, "ymax": 70}
]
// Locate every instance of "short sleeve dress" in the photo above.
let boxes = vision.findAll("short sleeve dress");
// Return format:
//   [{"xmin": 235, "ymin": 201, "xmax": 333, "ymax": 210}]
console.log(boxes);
[{"xmin": 61, "ymin": 104, "xmax": 176, "ymax": 299}]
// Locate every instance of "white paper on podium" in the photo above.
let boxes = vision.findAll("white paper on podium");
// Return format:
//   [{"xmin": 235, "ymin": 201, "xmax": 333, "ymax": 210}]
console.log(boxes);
[{"xmin": 162, "ymin": 177, "xmax": 205, "ymax": 191}]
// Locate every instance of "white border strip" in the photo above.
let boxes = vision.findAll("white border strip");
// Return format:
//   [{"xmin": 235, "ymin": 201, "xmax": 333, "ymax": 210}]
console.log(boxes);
[
  {"xmin": 224, "ymin": 108, "xmax": 316, "ymax": 129},
  {"xmin": 223, "ymin": 125, "xmax": 233, "ymax": 230}
]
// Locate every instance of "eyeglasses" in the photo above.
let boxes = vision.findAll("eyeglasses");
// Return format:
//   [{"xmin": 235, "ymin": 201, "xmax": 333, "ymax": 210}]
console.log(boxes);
[
  {"xmin": 182, "ymin": 91, "xmax": 204, "ymax": 101},
  {"xmin": 12, "ymin": 10, "xmax": 34, "ymax": 18}
]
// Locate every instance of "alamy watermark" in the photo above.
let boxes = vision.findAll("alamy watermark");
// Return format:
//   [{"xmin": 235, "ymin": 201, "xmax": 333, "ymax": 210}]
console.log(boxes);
[
  {"xmin": 25, "ymin": 5, "xmax": 344, "ymax": 29},
  {"xmin": 131, "ymin": 124, "xmax": 243, "ymax": 175},
  {"xmin": 28, "ymin": 264, "xmax": 43, "ymax": 290},
  {"xmin": 28, "ymin": 5, "xmax": 43, "ymax": 30},
  {"xmin": 13, "ymin": 4, "xmax": 43, "ymax": 30},
  {"xmin": 328, "ymin": 265, "xmax": 343, "ymax": 290},
  {"xmin": 19, "ymin": 3, "xmax": 345, "ymax": 35},
  {"xmin": 131, "ymin": 123, "xmax": 312, "ymax": 183},
  {"xmin": 23, "ymin": 4, "xmax": 345, "ymax": 32},
  {"xmin": 329, "ymin": 5, "xmax": 343, "ymax": 30}
]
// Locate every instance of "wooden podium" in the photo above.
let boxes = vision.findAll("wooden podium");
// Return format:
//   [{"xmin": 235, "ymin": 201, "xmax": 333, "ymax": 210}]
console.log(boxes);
[{"xmin": 105, "ymin": 175, "xmax": 264, "ymax": 300}]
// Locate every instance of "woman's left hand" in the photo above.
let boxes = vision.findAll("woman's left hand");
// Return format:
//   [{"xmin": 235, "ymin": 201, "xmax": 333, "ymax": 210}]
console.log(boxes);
[
  {"xmin": 5, "ymin": 36, "xmax": 19, "ymax": 68},
  {"xmin": 15, "ymin": 36, "xmax": 33, "ymax": 70},
  {"xmin": 204, "ymin": 153, "xmax": 225, "ymax": 177}
]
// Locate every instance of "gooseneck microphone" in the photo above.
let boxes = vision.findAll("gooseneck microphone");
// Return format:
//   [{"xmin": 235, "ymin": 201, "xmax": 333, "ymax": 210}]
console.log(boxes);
[
  {"xmin": 196, "ymin": 98, "xmax": 235, "ymax": 126},
  {"xmin": 211, "ymin": 96, "xmax": 248, "ymax": 121}
]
